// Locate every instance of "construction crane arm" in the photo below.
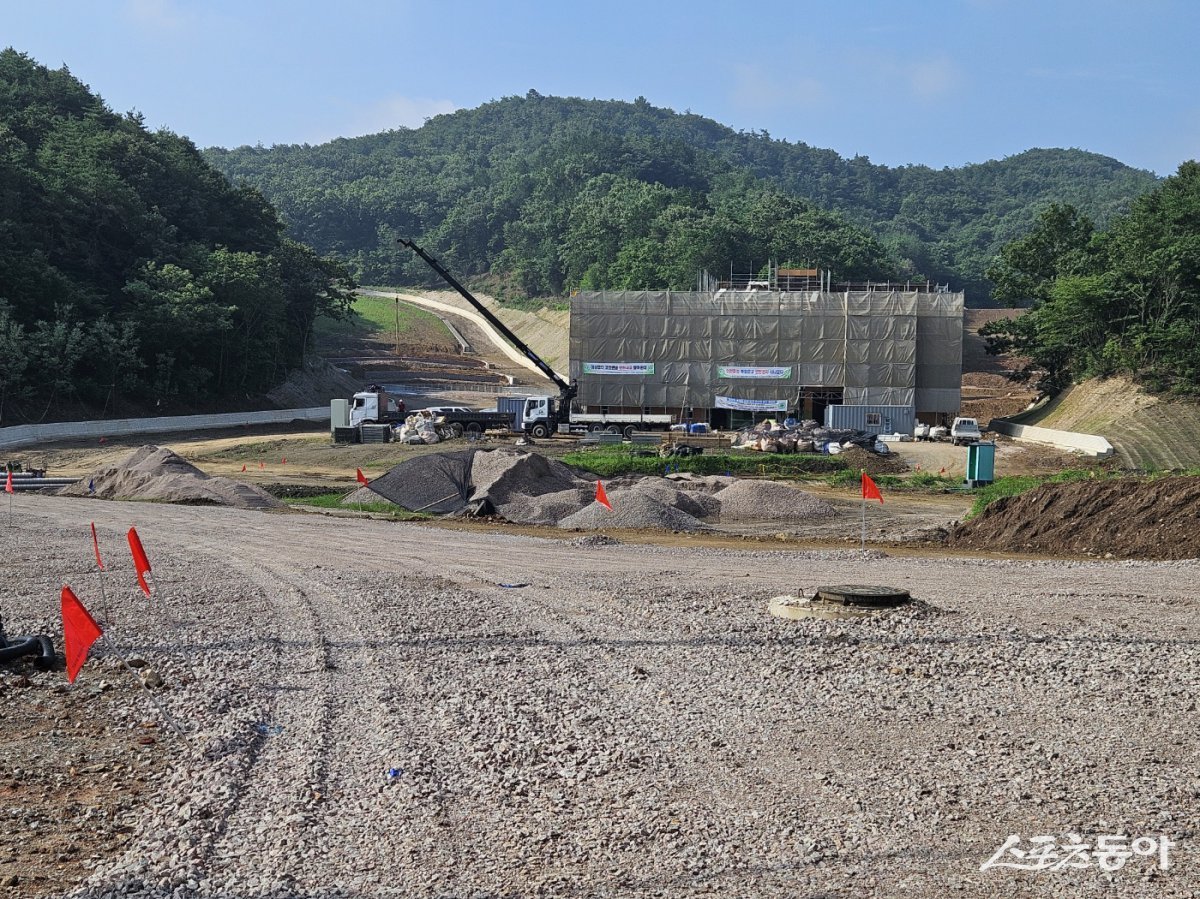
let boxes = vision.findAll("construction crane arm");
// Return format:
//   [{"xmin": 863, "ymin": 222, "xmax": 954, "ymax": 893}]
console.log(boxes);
[{"xmin": 396, "ymin": 239, "xmax": 576, "ymax": 405}]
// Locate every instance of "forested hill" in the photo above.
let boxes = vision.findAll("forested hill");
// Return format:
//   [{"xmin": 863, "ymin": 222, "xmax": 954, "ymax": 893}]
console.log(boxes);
[
  {"xmin": 0, "ymin": 50, "xmax": 354, "ymax": 423},
  {"xmin": 204, "ymin": 92, "xmax": 1159, "ymax": 302}
]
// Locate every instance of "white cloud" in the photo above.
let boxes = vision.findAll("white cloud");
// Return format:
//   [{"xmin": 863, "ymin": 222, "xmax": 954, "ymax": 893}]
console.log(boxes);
[
  {"xmin": 729, "ymin": 64, "xmax": 825, "ymax": 114},
  {"xmin": 908, "ymin": 57, "xmax": 962, "ymax": 101}
]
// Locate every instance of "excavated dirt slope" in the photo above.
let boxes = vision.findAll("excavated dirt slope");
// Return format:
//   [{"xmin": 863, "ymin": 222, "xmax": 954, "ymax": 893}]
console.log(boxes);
[{"xmin": 950, "ymin": 475, "xmax": 1200, "ymax": 559}]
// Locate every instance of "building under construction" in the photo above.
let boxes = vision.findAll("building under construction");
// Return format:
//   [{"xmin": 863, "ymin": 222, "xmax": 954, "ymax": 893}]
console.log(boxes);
[{"xmin": 568, "ymin": 271, "xmax": 964, "ymax": 433}]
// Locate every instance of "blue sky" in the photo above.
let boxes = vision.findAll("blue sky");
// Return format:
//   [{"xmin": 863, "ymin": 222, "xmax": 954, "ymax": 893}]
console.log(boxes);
[{"xmin": 5, "ymin": 0, "xmax": 1197, "ymax": 174}]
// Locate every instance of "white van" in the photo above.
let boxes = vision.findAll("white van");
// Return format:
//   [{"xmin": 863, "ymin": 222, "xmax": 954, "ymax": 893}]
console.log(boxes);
[{"xmin": 951, "ymin": 417, "xmax": 982, "ymax": 446}]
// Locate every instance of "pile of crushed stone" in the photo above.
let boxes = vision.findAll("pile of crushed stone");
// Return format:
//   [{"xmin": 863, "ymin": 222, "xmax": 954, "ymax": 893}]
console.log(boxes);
[
  {"xmin": 558, "ymin": 492, "xmax": 710, "ymax": 532},
  {"xmin": 349, "ymin": 448, "xmax": 839, "ymax": 532},
  {"xmin": 949, "ymin": 475, "xmax": 1200, "ymax": 559},
  {"xmin": 713, "ymin": 480, "xmax": 837, "ymax": 522},
  {"xmin": 59, "ymin": 446, "xmax": 285, "ymax": 511}
]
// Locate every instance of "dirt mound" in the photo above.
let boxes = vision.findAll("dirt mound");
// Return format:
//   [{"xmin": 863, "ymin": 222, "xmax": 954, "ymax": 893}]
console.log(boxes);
[
  {"xmin": 558, "ymin": 493, "xmax": 710, "ymax": 532},
  {"xmin": 60, "ymin": 446, "xmax": 285, "ymax": 511},
  {"xmin": 714, "ymin": 480, "xmax": 836, "ymax": 522},
  {"xmin": 839, "ymin": 446, "xmax": 909, "ymax": 476},
  {"xmin": 949, "ymin": 475, "xmax": 1200, "ymax": 559}
]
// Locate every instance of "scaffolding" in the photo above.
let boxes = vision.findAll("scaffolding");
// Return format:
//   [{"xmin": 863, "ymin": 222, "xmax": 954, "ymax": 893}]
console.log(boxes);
[{"xmin": 568, "ymin": 288, "xmax": 963, "ymax": 419}]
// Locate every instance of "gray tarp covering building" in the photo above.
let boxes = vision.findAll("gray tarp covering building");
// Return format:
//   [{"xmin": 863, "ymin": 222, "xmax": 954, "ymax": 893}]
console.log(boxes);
[{"xmin": 568, "ymin": 288, "xmax": 963, "ymax": 422}]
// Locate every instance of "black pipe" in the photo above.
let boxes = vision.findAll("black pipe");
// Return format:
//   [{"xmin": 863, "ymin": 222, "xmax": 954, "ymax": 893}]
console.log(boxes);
[{"xmin": 0, "ymin": 634, "xmax": 57, "ymax": 669}]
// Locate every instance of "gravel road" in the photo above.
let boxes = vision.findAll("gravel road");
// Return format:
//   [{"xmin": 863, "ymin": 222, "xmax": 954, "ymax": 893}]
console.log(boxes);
[{"xmin": 3, "ymin": 492, "xmax": 1197, "ymax": 897}]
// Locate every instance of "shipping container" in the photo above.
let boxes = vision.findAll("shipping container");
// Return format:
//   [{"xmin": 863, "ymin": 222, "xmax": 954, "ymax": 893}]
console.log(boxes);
[
  {"xmin": 496, "ymin": 396, "xmax": 527, "ymax": 433},
  {"xmin": 823, "ymin": 404, "xmax": 915, "ymax": 435}
]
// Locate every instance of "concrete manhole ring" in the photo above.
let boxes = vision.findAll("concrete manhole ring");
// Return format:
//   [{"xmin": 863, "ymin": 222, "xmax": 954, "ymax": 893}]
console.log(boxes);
[{"xmin": 768, "ymin": 584, "xmax": 912, "ymax": 621}]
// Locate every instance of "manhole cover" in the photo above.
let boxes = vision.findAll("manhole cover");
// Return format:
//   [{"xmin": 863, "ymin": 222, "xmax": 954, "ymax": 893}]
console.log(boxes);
[
  {"xmin": 768, "ymin": 584, "xmax": 911, "ymax": 621},
  {"xmin": 813, "ymin": 585, "xmax": 911, "ymax": 608}
]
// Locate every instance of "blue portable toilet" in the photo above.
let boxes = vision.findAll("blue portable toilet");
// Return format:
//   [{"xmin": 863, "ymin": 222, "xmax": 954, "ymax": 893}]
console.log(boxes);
[{"xmin": 965, "ymin": 441, "xmax": 996, "ymax": 488}]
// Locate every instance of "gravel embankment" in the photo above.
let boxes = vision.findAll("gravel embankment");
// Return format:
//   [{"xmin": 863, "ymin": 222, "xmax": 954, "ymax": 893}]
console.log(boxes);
[{"xmin": 2, "ymin": 492, "xmax": 1197, "ymax": 898}]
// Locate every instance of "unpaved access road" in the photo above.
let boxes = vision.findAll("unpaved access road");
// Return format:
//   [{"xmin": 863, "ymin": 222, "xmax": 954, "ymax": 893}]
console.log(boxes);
[{"xmin": 3, "ymin": 492, "xmax": 1198, "ymax": 898}]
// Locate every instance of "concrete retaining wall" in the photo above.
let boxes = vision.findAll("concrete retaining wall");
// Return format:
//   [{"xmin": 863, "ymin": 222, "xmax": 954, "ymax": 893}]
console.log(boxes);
[
  {"xmin": 0, "ymin": 407, "xmax": 329, "ymax": 452},
  {"xmin": 990, "ymin": 419, "xmax": 1114, "ymax": 457}
]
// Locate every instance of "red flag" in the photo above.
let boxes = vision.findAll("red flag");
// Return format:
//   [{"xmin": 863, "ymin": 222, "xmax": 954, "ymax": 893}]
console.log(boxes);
[
  {"xmin": 90, "ymin": 522, "xmax": 105, "ymax": 570},
  {"xmin": 861, "ymin": 471, "xmax": 883, "ymax": 504},
  {"xmin": 3, "ymin": 470, "xmax": 11, "ymax": 494},
  {"xmin": 939, "ymin": 467, "xmax": 946, "ymax": 476},
  {"xmin": 240, "ymin": 464, "xmax": 247, "ymax": 473},
  {"xmin": 595, "ymin": 481, "xmax": 613, "ymax": 510},
  {"xmin": 356, "ymin": 468, "xmax": 369, "ymax": 486},
  {"xmin": 61, "ymin": 586, "xmax": 102, "ymax": 683},
  {"xmin": 281, "ymin": 457, "xmax": 287, "ymax": 465},
  {"xmin": 127, "ymin": 527, "xmax": 152, "ymax": 596}
]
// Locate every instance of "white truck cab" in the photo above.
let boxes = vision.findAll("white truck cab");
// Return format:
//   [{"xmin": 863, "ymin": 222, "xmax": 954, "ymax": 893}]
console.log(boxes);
[{"xmin": 951, "ymin": 417, "xmax": 982, "ymax": 446}]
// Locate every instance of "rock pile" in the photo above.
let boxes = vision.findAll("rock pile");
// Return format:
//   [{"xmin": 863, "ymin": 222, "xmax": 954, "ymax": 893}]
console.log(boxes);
[
  {"xmin": 350, "ymin": 448, "xmax": 837, "ymax": 531},
  {"xmin": 59, "ymin": 446, "xmax": 285, "ymax": 511}
]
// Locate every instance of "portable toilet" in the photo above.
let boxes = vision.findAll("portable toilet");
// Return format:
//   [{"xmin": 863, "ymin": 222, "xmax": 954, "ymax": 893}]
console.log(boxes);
[{"xmin": 965, "ymin": 441, "xmax": 996, "ymax": 488}]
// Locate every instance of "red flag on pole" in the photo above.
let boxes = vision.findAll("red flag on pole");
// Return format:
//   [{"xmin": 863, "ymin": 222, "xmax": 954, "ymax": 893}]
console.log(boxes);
[
  {"xmin": 282, "ymin": 457, "xmax": 287, "ymax": 465},
  {"xmin": 127, "ymin": 527, "xmax": 152, "ymax": 596},
  {"xmin": 61, "ymin": 586, "xmax": 102, "ymax": 683},
  {"xmin": 90, "ymin": 522, "xmax": 105, "ymax": 570},
  {"xmin": 861, "ymin": 471, "xmax": 884, "ymax": 504},
  {"xmin": 595, "ymin": 481, "xmax": 613, "ymax": 510},
  {"xmin": 241, "ymin": 464, "xmax": 247, "ymax": 473},
  {"xmin": 356, "ymin": 468, "xmax": 369, "ymax": 486},
  {"xmin": 4, "ymin": 470, "xmax": 12, "ymax": 494}
]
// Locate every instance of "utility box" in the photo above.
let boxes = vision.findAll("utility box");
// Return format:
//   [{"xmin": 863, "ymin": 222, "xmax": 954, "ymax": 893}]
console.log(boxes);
[
  {"xmin": 965, "ymin": 440, "xmax": 996, "ymax": 488},
  {"xmin": 330, "ymin": 398, "xmax": 350, "ymax": 432}
]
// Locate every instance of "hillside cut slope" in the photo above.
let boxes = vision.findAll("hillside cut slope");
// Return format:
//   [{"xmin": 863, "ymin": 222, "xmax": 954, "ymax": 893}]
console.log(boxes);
[{"xmin": 1018, "ymin": 377, "xmax": 1200, "ymax": 470}]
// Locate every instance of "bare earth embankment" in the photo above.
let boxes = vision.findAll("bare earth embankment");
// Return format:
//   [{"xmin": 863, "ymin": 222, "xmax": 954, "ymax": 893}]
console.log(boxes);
[{"xmin": 2, "ymin": 493, "xmax": 1197, "ymax": 898}]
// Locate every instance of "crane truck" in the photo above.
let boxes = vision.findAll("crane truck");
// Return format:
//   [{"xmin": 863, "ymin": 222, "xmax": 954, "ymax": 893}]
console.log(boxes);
[{"xmin": 396, "ymin": 240, "xmax": 676, "ymax": 438}]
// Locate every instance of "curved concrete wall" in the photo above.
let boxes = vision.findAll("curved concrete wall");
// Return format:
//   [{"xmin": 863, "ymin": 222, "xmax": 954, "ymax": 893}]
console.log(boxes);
[
  {"xmin": 990, "ymin": 419, "xmax": 1114, "ymax": 457},
  {"xmin": 0, "ymin": 407, "xmax": 329, "ymax": 452}
]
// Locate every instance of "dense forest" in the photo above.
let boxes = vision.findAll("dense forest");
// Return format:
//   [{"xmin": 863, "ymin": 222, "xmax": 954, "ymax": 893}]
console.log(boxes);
[
  {"xmin": 984, "ymin": 161, "xmax": 1200, "ymax": 393},
  {"xmin": 0, "ymin": 50, "xmax": 355, "ymax": 423},
  {"xmin": 204, "ymin": 91, "xmax": 1159, "ymax": 302}
]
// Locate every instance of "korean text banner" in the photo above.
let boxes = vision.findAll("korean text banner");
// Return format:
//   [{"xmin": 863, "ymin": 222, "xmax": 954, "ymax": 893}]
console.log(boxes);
[
  {"xmin": 582, "ymin": 362, "xmax": 655, "ymax": 375},
  {"xmin": 714, "ymin": 396, "xmax": 789, "ymax": 412},
  {"xmin": 717, "ymin": 365, "xmax": 792, "ymax": 379}
]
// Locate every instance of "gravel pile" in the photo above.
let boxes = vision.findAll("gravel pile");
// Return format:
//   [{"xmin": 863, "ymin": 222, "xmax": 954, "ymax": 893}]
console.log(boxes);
[
  {"xmin": 59, "ymin": 445, "xmax": 284, "ymax": 511},
  {"xmin": 494, "ymin": 486, "xmax": 593, "ymax": 525},
  {"xmin": 361, "ymin": 449, "xmax": 474, "ymax": 513},
  {"xmin": 558, "ymin": 492, "xmax": 711, "ymax": 531},
  {"xmin": 2, "ymin": 498, "xmax": 1196, "ymax": 897},
  {"xmin": 608, "ymin": 480, "xmax": 720, "ymax": 520},
  {"xmin": 713, "ymin": 479, "xmax": 836, "ymax": 522},
  {"xmin": 467, "ymin": 448, "xmax": 588, "ymax": 508}
]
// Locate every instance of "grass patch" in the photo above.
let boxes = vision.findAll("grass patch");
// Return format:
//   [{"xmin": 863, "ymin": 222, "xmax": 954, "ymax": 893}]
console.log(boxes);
[
  {"xmin": 964, "ymin": 469, "xmax": 1107, "ymax": 520},
  {"xmin": 825, "ymin": 469, "xmax": 959, "ymax": 491},
  {"xmin": 562, "ymin": 446, "xmax": 846, "ymax": 478},
  {"xmin": 315, "ymin": 294, "xmax": 453, "ymax": 347},
  {"xmin": 288, "ymin": 492, "xmax": 431, "ymax": 519}
]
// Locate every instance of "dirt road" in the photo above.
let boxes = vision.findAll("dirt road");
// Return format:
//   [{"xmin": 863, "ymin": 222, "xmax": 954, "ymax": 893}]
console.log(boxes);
[{"xmin": 3, "ymin": 493, "xmax": 1197, "ymax": 897}]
